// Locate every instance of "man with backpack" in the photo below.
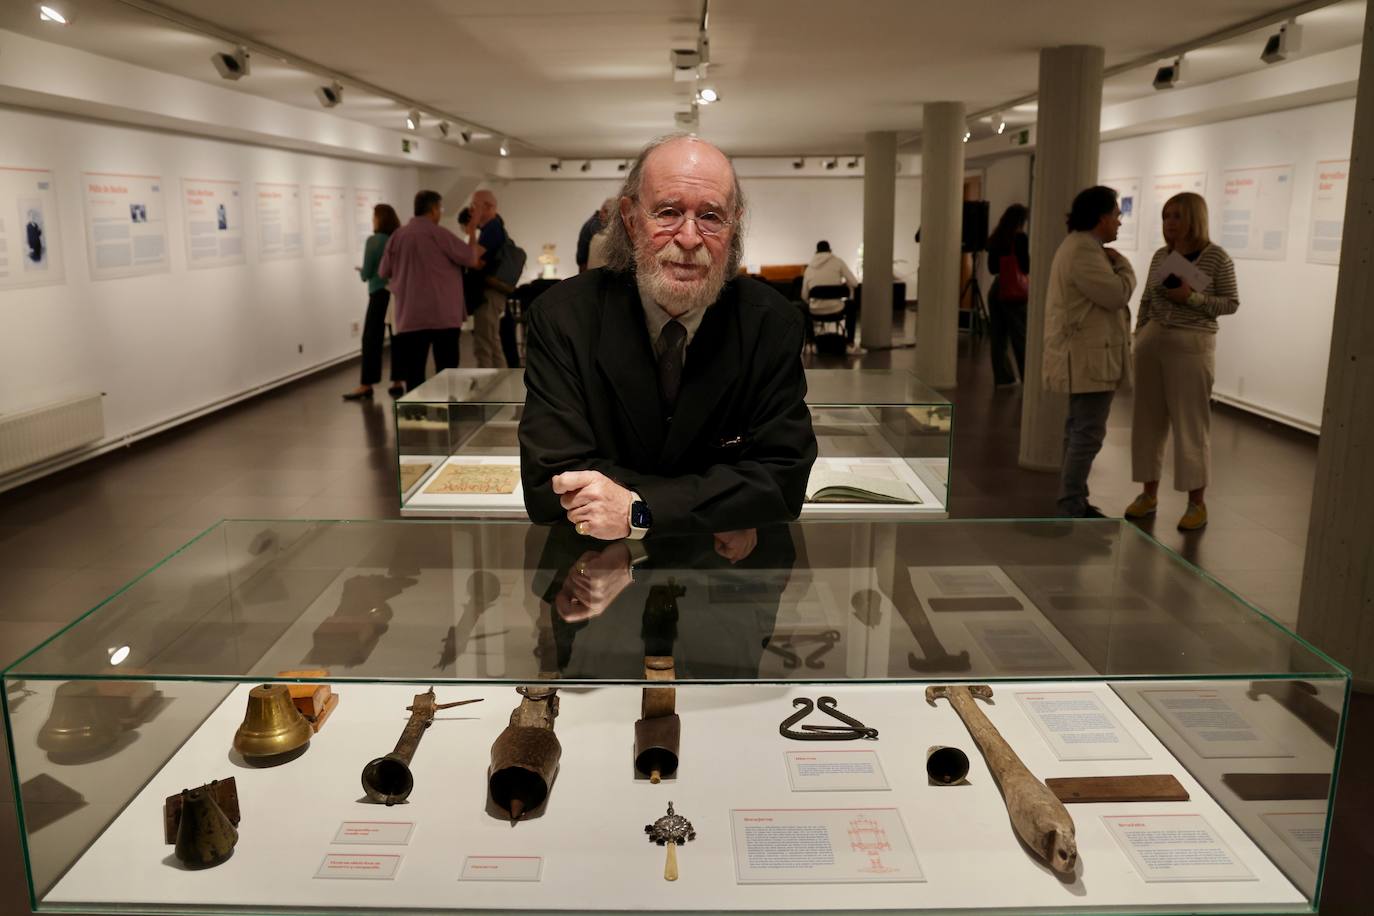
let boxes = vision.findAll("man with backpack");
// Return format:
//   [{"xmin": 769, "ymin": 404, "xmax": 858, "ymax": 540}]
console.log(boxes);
[{"xmin": 467, "ymin": 190, "xmax": 519, "ymax": 368}]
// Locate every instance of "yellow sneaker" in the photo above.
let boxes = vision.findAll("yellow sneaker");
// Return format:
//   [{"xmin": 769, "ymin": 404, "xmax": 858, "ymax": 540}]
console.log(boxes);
[
  {"xmin": 1124, "ymin": 493, "xmax": 1158, "ymax": 519},
  {"xmin": 1178, "ymin": 502, "xmax": 1208, "ymax": 531}
]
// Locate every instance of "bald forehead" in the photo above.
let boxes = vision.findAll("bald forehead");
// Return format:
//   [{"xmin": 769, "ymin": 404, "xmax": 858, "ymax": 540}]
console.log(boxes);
[
  {"xmin": 640, "ymin": 138, "xmax": 735, "ymax": 210},
  {"xmin": 473, "ymin": 190, "xmax": 496, "ymax": 206}
]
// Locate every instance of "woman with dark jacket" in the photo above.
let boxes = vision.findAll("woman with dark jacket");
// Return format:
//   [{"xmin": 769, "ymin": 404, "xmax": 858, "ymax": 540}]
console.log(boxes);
[
  {"xmin": 344, "ymin": 203, "xmax": 404, "ymax": 400},
  {"xmin": 985, "ymin": 204, "xmax": 1030, "ymax": 387}
]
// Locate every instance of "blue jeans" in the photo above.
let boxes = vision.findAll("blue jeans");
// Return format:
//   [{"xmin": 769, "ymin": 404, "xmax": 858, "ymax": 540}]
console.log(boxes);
[{"xmin": 1058, "ymin": 390, "xmax": 1116, "ymax": 517}]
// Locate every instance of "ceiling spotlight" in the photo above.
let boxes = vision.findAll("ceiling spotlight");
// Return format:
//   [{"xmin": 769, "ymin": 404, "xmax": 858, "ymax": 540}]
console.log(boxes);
[
  {"xmin": 580, "ymin": 161, "xmax": 592, "ymax": 173},
  {"xmin": 405, "ymin": 109, "xmax": 420, "ymax": 131},
  {"xmin": 1262, "ymin": 19, "xmax": 1302, "ymax": 64},
  {"xmin": 617, "ymin": 160, "xmax": 629, "ymax": 172},
  {"xmin": 824, "ymin": 157, "xmax": 838, "ymax": 170},
  {"xmin": 438, "ymin": 120, "xmax": 452, "ymax": 138},
  {"xmin": 675, "ymin": 105, "xmax": 699, "ymax": 130},
  {"xmin": 792, "ymin": 157, "xmax": 805, "ymax": 169},
  {"xmin": 314, "ymin": 81, "xmax": 344, "ymax": 108},
  {"xmin": 995, "ymin": 113, "xmax": 1006, "ymax": 135},
  {"xmin": 38, "ymin": 4, "xmax": 68, "ymax": 24},
  {"xmin": 846, "ymin": 157, "xmax": 860, "ymax": 169},
  {"xmin": 1153, "ymin": 55, "xmax": 1183, "ymax": 90},
  {"xmin": 549, "ymin": 160, "xmax": 562, "ymax": 172},
  {"xmin": 499, "ymin": 139, "xmax": 510, "ymax": 157},
  {"xmin": 211, "ymin": 46, "xmax": 251, "ymax": 81},
  {"xmin": 456, "ymin": 130, "xmax": 471, "ymax": 147},
  {"xmin": 962, "ymin": 127, "xmax": 972, "ymax": 143},
  {"xmin": 696, "ymin": 85, "xmax": 719, "ymax": 104}
]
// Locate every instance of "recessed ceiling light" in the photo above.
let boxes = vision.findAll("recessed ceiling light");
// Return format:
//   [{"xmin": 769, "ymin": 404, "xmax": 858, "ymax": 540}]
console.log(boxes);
[
  {"xmin": 211, "ymin": 46, "xmax": 251, "ymax": 81},
  {"xmin": 38, "ymin": 4, "xmax": 68, "ymax": 24},
  {"xmin": 314, "ymin": 81, "xmax": 344, "ymax": 108}
]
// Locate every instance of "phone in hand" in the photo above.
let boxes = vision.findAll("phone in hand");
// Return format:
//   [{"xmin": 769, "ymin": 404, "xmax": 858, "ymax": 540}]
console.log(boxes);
[{"xmin": 1162, "ymin": 274, "xmax": 1182, "ymax": 289}]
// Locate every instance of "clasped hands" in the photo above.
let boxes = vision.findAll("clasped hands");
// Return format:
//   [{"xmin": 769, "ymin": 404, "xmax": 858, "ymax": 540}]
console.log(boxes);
[{"xmin": 553, "ymin": 470, "xmax": 633, "ymax": 540}]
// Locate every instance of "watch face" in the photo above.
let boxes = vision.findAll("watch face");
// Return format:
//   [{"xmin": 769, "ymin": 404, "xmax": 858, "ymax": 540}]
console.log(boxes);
[{"xmin": 631, "ymin": 501, "xmax": 652, "ymax": 529}]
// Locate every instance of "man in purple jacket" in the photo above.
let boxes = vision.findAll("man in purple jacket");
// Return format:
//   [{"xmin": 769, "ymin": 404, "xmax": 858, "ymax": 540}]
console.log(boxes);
[{"xmin": 379, "ymin": 190, "xmax": 483, "ymax": 392}]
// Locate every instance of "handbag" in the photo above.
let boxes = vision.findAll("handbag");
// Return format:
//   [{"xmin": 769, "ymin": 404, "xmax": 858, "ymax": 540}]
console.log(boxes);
[{"xmin": 997, "ymin": 253, "xmax": 1029, "ymax": 302}]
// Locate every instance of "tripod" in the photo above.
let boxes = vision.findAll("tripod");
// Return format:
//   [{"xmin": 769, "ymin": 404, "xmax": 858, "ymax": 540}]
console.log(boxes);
[{"xmin": 961, "ymin": 251, "xmax": 990, "ymax": 339}]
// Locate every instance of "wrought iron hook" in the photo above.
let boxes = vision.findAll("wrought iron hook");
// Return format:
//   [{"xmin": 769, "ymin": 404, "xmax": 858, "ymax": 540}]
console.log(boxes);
[{"xmin": 778, "ymin": 696, "xmax": 878, "ymax": 741}]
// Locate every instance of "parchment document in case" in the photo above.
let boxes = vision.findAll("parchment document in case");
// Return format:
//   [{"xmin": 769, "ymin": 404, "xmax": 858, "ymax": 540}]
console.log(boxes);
[
  {"xmin": 1142, "ymin": 689, "xmax": 1294, "ymax": 759},
  {"xmin": 1102, "ymin": 814, "xmax": 1256, "ymax": 883},
  {"xmin": 1015, "ymin": 691, "xmax": 1149, "ymax": 761},
  {"xmin": 731, "ymin": 808, "xmax": 923, "ymax": 884}
]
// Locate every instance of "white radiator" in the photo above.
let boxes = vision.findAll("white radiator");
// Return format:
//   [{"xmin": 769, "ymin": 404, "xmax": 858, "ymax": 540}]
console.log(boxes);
[{"xmin": 0, "ymin": 394, "xmax": 105, "ymax": 476}]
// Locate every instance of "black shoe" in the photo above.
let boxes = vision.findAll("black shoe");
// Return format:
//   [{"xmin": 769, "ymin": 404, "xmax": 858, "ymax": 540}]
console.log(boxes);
[
  {"xmin": 388, "ymin": 384, "xmax": 405, "ymax": 397},
  {"xmin": 342, "ymin": 388, "xmax": 374, "ymax": 401},
  {"xmin": 1081, "ymin": 505, "xmax": 1107, "ymax": 518}
]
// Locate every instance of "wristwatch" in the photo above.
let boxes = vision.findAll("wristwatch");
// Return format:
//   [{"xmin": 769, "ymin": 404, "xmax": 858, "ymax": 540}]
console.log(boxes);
[{"xmin": 627, "ymin": 493, "xmax": 651, "ymax": 540}]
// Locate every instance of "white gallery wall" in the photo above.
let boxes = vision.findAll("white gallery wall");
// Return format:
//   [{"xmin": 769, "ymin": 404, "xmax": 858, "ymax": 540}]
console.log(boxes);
[
  {"xmin": 1098, "ymin": 98, "xmax": 1354, "ymax": 432},
  {"xmin": 0, "ymin": 105, "xmax": 419, "ymax": 446},
  {"xmin": 487, "ymin": 175, "xmax": 922, "ymax": 291}
]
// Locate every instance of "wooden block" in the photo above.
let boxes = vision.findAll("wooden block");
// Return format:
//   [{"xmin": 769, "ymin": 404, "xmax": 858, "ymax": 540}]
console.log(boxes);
[
  {"xmin": 642, "ymin": 656, "xmax": 676, "ymax": 719},
  {"xmin": 308, "ymin": 692, "xmax": 340, "ymax": 733},
  {"xmin": 277, "ymin": 668, "xmax": 330, "ymax": 681},
  {"xmin": 1222, "ymin": 772, "xmax": 1330, "ymax": 801},
  {"xmin": 291, "ymin": 685, "xmax": 332, "ymax": 719},
  {"xmin": 163, "ymin": 777, "xmax": 240, "ymax": 844},
  {"xmin": 1047, "ymin": 774, "xmax": 1190, "ymax": 804}
]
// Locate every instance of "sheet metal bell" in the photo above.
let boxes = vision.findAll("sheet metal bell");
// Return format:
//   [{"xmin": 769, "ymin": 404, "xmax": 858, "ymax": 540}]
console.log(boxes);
[
  {"xmin": 232, "ymin": 684, "xmax": 312, "ymax": 763},
  {"xmin": 173, "ymin": 786, "xmax": 238, "ymax": 868}
]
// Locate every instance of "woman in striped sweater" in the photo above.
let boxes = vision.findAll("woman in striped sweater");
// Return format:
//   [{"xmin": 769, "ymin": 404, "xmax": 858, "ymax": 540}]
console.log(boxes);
[{"xmin": 1124, "ymin": 192, "xmax": 1240, "ymax": 531}]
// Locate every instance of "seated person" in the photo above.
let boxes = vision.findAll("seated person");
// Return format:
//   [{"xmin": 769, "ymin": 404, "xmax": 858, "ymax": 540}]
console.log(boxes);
[
  {"xmin": 801, "ymin": 240, "xmax": 860, "ymax": 344},
  {"xmin": 518, "ymin": 134, "xmax": 817, "ymax": 538}
]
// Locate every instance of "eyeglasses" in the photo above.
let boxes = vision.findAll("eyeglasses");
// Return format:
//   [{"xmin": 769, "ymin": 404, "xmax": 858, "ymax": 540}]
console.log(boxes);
[{"xmin": 639, "ymin": 204, "xmax": 734, "ymax": 237}]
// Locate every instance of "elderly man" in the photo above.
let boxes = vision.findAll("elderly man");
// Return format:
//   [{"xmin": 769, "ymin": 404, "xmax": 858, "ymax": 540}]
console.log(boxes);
[
  {"xmin": 518, "ymin": 134, "xmax": 816, "ymax": 539},
  {"xmin": 576, "ymin": 198, "xmax": 614, "ymax": 272},
  {"xmin": 466, "ymin": 189, "xmax": 508, "ymax": 368}
]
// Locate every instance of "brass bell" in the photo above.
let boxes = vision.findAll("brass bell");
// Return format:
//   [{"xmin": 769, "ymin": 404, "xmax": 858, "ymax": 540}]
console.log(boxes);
[
  {"xmin": 173, "ymin": 786, "xmax": 238, "ymax": 868},
  {"xmin": 232, "ymin": 684, "xmax": 312, "ymax": 763},
  {"xmin": 37, "ymin": 683, "xmax": 122, "ymax": 762}
]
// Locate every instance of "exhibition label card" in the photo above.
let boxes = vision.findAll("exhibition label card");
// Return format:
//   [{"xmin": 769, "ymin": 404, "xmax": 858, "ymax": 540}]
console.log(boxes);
[
  {"xmin": 1102, "ymin": 814, "xmax": 1255, "ymax": 883},
  {"xmin": 785, "ymin": 750, "xmax": 890, "ymax": 792},
  {"xmin": 964, "ymin": 619, "xmax": 1071, "ymax": 673},
  {"xmin": 332, "ymin": 821, "xmax": 414, "ymax": 846},
  {"xmin": 730, "ymin": 808, "xmax": 923, "ymax": 884},
  {"xmin": 1142, "ymin": 689, "xmax": 1293, "ymax": 759},
  {"xmin": 460, "ymin": 856, "xmax": 544, "ymax": 882},
  {"xmin": 1016, "ymin": 691, "xmax": 1149, "ymax": 761},
  {"xmin": 315, "ymin": 853, "xmax": 402, "ymax": 880}
]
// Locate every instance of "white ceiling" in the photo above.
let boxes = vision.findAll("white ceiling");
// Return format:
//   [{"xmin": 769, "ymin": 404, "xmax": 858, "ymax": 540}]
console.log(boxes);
[{"xmin": 0, "ymin": 0, "xmax": 1363, "ymax": 158}]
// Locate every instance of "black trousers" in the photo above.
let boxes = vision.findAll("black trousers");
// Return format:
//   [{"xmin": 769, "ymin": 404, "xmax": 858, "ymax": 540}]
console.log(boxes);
[
  {"xmin": 359, "ymin": 289, "xmax": 401, "ymax": 386},
  {"xmin": 394, "ymin": 328, "xmax": 461, "ymax": 393},
  {"xmin": 988, "ymin": 286, "xmax": 1028, "ymax": 385}
]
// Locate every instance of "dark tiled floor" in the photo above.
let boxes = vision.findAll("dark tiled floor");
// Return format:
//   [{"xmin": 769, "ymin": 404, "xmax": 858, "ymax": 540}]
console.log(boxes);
[{"xmin": 0, "ymin": 318, "xmax": 1366, "ymax": 914}]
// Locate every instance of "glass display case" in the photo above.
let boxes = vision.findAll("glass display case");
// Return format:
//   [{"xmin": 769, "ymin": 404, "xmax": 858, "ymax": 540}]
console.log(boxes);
[
  {"xmin": 395, "ymin": 368, "xmax": 953, "ymax": 519},
  {"xmin": 3, "ymin": 518, "xmax": 1345, "ymax": 915}
]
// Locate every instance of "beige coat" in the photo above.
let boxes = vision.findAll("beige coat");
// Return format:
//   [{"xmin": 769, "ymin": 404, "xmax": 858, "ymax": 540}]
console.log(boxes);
[{"xmin": 1043, "ymin": 231, "xmax": 1138, "ymax": 394}]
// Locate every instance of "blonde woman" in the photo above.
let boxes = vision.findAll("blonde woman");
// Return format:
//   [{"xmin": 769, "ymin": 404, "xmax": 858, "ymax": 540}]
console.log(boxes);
[{"xmin": 1124, "ymin": 192, "xmax": 1240, "ymax": 530}]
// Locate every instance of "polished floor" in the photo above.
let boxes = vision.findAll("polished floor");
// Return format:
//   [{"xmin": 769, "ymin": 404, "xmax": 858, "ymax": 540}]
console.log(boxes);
[{"xmin": 0, "ymin": 316, "xmax": 1366, "ymax": 914}]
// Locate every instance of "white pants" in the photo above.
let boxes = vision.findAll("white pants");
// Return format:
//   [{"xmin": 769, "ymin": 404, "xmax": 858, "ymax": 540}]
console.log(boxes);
[{"xmin": 1130, "ymin": 323, "xmax": 1216, "ymax": 492}]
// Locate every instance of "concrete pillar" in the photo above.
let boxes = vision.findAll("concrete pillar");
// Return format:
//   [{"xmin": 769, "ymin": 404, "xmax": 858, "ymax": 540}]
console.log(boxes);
[
  {"xmin": 1297, "ymin": 1, "xmax": 1374, "ymax": 686},
  {"xmin": 1018, "ymin": 45, "xmax": 1105, "ymax": 470},
  {"xmin": 915, "ymin": 102, "xmax": 966, "ymax": 388},
  {"xmin": 861, "ymin": 131, "xmax": 896, "ymax": 350}
]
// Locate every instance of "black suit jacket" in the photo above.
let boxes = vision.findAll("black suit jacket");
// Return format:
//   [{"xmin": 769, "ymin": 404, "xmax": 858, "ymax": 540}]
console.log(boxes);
[{"xmin": 519, "ymin": 269, "xmax": 817, "ymax": 533}]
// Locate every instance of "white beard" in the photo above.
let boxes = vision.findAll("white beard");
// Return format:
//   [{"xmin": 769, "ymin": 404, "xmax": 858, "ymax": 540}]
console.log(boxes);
[{"xmin": 635, "ymin": 238, "xmax": 729, "ymax": 316}]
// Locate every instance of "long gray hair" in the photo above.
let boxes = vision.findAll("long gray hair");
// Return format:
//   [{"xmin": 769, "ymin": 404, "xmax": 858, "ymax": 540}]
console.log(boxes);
[{"xmin": 601, "ymin": 132, "xmax": 746, "ymax": 275}]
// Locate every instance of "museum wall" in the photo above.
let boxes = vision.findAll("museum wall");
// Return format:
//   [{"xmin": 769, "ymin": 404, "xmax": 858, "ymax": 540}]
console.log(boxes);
[
  {"xmin": 488, "ymin": 175, "xmax": 923, "ymax": 290},
  {"xmin": 1098, "ymin": 97, "xmax": 1354, "ymax": 432},
  {"xmin": 0, "ymin": 105, "xmax": 419, "ymax": 448}
]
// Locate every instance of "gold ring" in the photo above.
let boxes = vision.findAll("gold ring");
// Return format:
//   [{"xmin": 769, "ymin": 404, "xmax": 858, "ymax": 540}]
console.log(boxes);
[{"xmin": 576, "ymin": 522, "xmax": 588, "ymax": 536}]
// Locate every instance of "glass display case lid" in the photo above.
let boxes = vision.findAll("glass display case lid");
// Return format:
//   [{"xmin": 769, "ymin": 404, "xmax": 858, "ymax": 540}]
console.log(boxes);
[{"xmin": 4, "ymin": 518, "xmax": 1344, "ymax": 686}]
